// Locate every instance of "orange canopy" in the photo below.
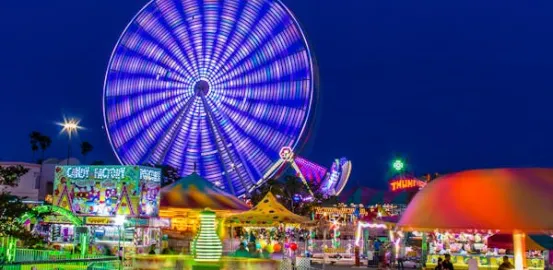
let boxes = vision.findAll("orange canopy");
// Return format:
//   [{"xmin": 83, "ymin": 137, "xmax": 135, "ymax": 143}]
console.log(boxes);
[{"xmin": 398, "ymin": 168, "xmax": 553, "ymax": 233}]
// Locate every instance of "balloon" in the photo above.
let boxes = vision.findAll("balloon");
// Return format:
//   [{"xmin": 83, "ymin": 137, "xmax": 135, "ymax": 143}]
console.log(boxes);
[
  {"xmin": 290, "ymin": 243, "xmax": 298, "ymax": 251},
  {"xmin": 259, "ymin": 239, "xmax": 268, "ymax": 249},
  {"xmin": 273, "ymin": 243, "xmax": 281, "ymax": 253},
  {"xmin": 266, "ymin": 244, "xmax": 274, "ymax": 253}
]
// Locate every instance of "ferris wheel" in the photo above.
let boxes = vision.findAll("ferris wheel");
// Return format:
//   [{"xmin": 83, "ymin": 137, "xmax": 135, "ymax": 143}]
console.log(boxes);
[{"xmin": 103, "ymin": 0, "xmax": 316, "ymax": 197}]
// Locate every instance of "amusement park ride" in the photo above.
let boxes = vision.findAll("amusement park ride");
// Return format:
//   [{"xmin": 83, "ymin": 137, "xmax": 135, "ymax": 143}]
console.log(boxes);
[
  {"xmin": 257, "ymin": 146, "xmax": 352, "ymax": 197},
  {"xmin": 102, "ymin": 0, "xmax": 351, "ymax": 198}
]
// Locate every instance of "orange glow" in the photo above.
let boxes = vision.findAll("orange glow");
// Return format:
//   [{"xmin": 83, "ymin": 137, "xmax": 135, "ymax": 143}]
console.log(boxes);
[
  {"xmin": 513, "ymin": 232, "xmax": 527, "ymax": 270},
  {"xmin": 398, "ymin": 168, "xmax": 553, "ymax": 232}
]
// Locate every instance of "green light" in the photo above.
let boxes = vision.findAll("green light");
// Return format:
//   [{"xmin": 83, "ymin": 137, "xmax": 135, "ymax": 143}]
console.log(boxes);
[
  {"xmin": 392, "ymin": 159, "xmax": 405, "ymax": 172},
  {"xmin": 193, "ymin": 209, "xmax": 222, "ymax": 262},
  {"xmin": 18, "ymin": 205, "xmax": 83, "ymax": 226}
]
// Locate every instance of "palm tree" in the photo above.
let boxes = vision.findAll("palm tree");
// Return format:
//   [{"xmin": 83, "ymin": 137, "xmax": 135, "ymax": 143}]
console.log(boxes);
[
  {"xmin": 80, "ymin": 141, "xmax": 94, "ymax": 164},
  {"xmin": 38, "ymin": 135, "xmax": 52, "ymax": 162},
  {"xmin": 29, "ymin": 131, "xmax": 41, "ymax": 162}
]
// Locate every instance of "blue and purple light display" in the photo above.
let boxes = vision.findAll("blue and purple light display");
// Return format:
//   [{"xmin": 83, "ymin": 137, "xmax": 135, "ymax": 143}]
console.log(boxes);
[{"xmin": 103, "ymin": 0, "xmax": 315, "ymax": 196}]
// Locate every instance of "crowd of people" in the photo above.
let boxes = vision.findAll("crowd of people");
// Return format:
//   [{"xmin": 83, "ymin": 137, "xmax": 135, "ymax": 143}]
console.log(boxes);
[{"xmin": 234, "ymin": 242, "xmax": 271, "ymax": 259}]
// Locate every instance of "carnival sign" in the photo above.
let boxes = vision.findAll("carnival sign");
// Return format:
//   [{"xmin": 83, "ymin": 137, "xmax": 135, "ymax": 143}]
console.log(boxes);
[{"xmin": 389, "ymin": 178, "xmax": 426, "ymax": 192}]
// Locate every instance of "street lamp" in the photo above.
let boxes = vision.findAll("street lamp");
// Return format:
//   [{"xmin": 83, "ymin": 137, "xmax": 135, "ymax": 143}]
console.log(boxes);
[
  {"xmin": 114, "ymin": 215, "xmax": 126, "ymax": 269},
  {"xmin": 57, "ymin": 117, "xmax": 83, "ymax": 165}
]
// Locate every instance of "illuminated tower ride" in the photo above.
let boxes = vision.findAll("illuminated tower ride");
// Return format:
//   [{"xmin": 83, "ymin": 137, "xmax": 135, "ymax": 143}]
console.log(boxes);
[{"xmin": 103, "ymin": 0, "xmax": 316, "ymax": 197}]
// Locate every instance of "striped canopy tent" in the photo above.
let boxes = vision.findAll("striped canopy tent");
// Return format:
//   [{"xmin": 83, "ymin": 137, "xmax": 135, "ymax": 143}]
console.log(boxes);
[
  {"xmin": 397, "ymin": 168, "xmax": 553, "ymax": 270},
  {"xmin": 487, "ymin": 234, "xmax": 553, "ymax": 251},
  {"xmin": 226, "ymin": 192, "xmax": 309, "ymax": 227},
  {"xmin": 161, "ymin": 172, "xmax": 249, "ymax": 211},
  {"xmin": 339, "ymin": 187, "xmax": 409, "ymax": 205}
]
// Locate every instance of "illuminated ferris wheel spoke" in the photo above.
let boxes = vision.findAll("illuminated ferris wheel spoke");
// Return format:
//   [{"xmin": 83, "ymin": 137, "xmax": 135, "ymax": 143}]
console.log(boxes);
[
  {"xmin": 108, "ymin": 94, "xmax": 186, "ymax": 151},
  {"xmin": 115, "ymin": 41, "xmax": 191, "ymax": 81},
  {"xmin": 206, "ymin": 1, "xmax": 268, "ymax": 80},
  {"xmin": 211, "ymin": 19, "xmax": 294, "ymax": 84},
  {"xmin": 204, "ymin": 0, "xmax": 247, "ymax": 79},
  {"xmin": 199, "ymin": 94, "xmax": 251, "ymax": 195},
  {"xmin": 165, "ymin": 0, "xmax": 203, "ymax": 77},
  {"xmin": 132, "ymin": 17, "xmax": 199, "ymax": 79},
  {"xmin": 201, "ymin": 96, "xmax": 262, "ymax": 180},
  {"xmin": 143, "ymin": 96, "xmax": 198, "ymax": 165},
  {"xmin": 151, "ymin": 5, "xmax": 200, "ymax": 79}
]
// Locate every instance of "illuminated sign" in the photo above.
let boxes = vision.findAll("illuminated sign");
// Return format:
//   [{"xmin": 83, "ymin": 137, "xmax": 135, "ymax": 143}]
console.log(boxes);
[
  {"xmin": 85, "ymin": 217, "xmax": 149, "ymax": 226},
  {"xmin": 54, "ymin": 165, "xmax": 161, "ymax": 218},
  {"xmin": 93, "ymin": 167, "xmax": 126, "ymax": 180},
  {"xmin": 43, "ymin": 215, "xmax": 73, "ymax": 224},
  {"xmin": 389, "ymin": 178, "xmax": 426, "ymax": 192},
  {"xmin": 140, "ymin": 168, "xmax": 161, "ymax": 182},
  {"xmin": 86, "ymin": 217, "xmax": 115, "ymax": 225},
  {"xmin": 66, "ymin": 167, "xmax": 90, "ymax": 179}
]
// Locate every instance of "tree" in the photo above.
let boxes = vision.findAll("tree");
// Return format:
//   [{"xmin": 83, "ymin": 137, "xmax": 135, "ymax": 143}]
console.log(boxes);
[
  {"xmin": 0, "ymin": 165, "xmax": 43, "ymax": 247},
  {"xmin": 248, "ymin": 175, "xmax": 325, "ymax": 215},
  {"xmin": 29, "ymin": 131, "xmax": 41, "ymax": 162},
  {"xmin": 80, "ymin": 141, "xmax": 94, "ymax": 164},
  {"xmin": 38, "ymin": 134, "xmax": 52, "ymax": 162},
  {"xmin": 152, "ymin": 164, "xmax": 180, "ymax": 186}
]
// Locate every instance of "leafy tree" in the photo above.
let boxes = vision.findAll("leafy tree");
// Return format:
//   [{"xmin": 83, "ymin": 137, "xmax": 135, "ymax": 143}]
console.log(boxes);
[
  {"xmin": 38, "ymin": 134, "xmax": 52, "ymax": 162},
  {"xmin": 80, "ymin": 141, "xmax": 94, "ymax": 164},
  {"xmin": 29, "ymin": 131, "xmax": 41, "ymax": 162},
  {"xmin": 0, "ymin": 165, "xmax": 43, "ymax": 247},
  {"xmin": 153, "ymin": 164, "xmax": 180, "ymax": 186}
]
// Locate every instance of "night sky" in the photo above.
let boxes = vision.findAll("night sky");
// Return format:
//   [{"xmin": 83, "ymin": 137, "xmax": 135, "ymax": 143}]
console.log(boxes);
[{"xmin": 1, "ymin": 0, "xmax": 553, "ymax": 189}]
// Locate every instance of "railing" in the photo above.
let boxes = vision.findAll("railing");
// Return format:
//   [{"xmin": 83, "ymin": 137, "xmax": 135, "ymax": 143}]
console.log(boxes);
[
  {"xmin": 13, "ymin": 249, "xmax": 115, "ymax": 263},
  {"xmin": 0, "ymin": 257, "xmax": 120, "ymax": 270}
]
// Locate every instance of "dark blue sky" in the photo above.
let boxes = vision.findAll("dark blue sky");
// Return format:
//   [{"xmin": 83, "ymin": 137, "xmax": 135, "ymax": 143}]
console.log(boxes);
[{"xmin": 1, "ymin": 0, "xmax": 552, "ymax": 189}]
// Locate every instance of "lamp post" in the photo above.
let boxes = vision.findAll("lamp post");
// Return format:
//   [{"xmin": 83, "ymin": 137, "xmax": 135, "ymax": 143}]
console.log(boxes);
[
  {"xmin": 115, "ymin": 215, "xmax": 126, "ymax": 269},
  {"xmin": 57, "ymin": 117, "xmax": 82, "ymax": 165}
]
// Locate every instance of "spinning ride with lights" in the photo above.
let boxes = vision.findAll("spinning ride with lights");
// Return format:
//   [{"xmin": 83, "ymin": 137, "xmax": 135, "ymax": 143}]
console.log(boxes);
[
  {"xmin": 260, "ymin": 146, "xmax": 352, "ymax": 196},
  {"xmin": 103, "ymin": 0, "xmax": 316, "ymax": 197}
]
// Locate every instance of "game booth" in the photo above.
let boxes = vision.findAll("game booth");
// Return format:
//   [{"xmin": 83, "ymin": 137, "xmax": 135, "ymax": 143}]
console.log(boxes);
[
  {"xmin": 158, "ymin": 172, "xmax": 250, "ymax": 253},
  {"xmin": 46, "ymin": 165, "xmax": 163, "ymax": 257},
  {"xmin": 398, "ymin": 168, "xmax": 553, "ymax": 270}
]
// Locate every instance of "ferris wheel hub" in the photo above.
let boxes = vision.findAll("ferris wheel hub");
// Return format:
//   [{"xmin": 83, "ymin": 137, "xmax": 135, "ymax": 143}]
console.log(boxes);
[{"xmin": 194, "ymin": 80, "xmax": 210, "ymax": 96}]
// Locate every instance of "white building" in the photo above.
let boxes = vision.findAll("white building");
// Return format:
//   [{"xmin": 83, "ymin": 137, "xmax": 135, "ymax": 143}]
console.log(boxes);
[
  {"xmin": 0, "ymin": 158, "xmax": 81, "ymax": 202},
  {"xmin": 0, "ymin": 162, "xmax": 41, "ymax": 200},
  {"xmin": 38, "ymin": 157, "xmax": 80, "ymax": 200}
]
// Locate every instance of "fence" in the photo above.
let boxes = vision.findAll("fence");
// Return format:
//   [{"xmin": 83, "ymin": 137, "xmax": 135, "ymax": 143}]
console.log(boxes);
[
  {"xmin": 12, "ymin": 249, "xmax": 115, "ymax": 263},
  {"xmin": 0, "ymin": 257, "xmax": 120, "ymax": 270}
]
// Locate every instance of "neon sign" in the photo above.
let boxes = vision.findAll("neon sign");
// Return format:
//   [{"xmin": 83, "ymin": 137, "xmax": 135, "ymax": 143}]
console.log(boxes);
[
  {"xmin": 389, "ymin": 178, "xmax": 426, "ymax": 192},
  {"xmin": 140, "ymin": 168, "xmax": 161, "ymax": 182},
  {"xmin": 94, "ymin": 167, "xmax": 126, "ymax": 179},
  {"xmin": 66, "ymin": 167, "xmax": 90, "ymax": 179}
]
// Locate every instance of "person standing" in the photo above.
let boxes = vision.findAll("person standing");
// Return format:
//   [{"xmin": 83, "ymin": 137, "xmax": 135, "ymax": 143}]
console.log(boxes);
[
  {"xmin": 498, "ymin": 256, "xmax": 514, "ymax": 270},
  {"xmin": 442, "ymin": 254, "xmax": 454, "ymax": 270}
]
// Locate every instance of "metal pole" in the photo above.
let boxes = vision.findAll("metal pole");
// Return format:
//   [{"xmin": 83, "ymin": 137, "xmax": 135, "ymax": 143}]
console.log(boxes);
[
  {"xmin": 67, "ymin": 137, "xmax": 71, "ymax": 165},
  {"xmin": 118, "ymin": 225, "xmax": 122, "ymax": 270}
]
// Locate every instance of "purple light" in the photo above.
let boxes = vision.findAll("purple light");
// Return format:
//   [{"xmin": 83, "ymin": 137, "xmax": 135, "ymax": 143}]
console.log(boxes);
[
  {"xmin": 294, "ymin": 156, "xmax": 327, "ymax": 184},
  {"xmin": 103, "ymin": 0, "xmax": 315, "ymax": 196}
]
